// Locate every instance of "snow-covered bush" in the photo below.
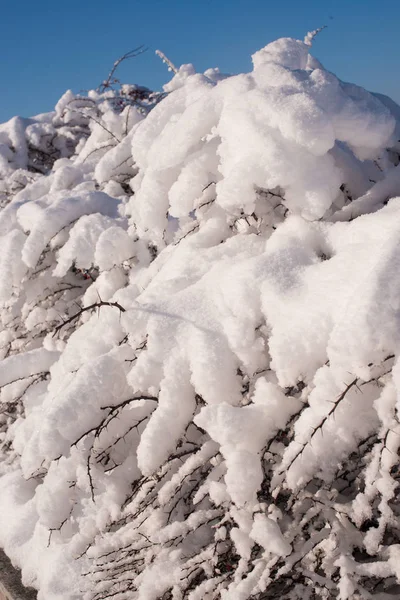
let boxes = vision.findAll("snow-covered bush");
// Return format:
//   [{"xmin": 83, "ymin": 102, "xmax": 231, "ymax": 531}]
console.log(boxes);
[{"xmin": 1, "ymin": 33, "xmax": 400, "ymax": 600}]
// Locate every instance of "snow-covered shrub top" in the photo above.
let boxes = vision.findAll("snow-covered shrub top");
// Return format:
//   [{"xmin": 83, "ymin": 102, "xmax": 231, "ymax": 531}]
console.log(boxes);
[{"xmin": 0, "ymin": 34, "xmax": 400, "ymax": 600}]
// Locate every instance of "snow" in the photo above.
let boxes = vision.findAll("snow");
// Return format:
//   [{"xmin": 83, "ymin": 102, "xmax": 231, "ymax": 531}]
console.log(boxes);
[
  {"xmin": 19, "ymin": 190, "xmax": 121, "ymax": 269},
  {"xmin": 0, "ymin": 348, "xmax": 59, "ymax": 388},
  {"xmin": 0, "ymin": 31, "xmax": 399, "ymax": 600},
  {"xmin": 250, "ymin": 513, "xmax": 291, "ymax": 557}
]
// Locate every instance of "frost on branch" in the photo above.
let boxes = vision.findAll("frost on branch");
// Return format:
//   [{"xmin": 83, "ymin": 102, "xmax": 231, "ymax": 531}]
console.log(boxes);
[{"xmin": 0, "ymin": 33, "xmax": 400, "ymax": 600}]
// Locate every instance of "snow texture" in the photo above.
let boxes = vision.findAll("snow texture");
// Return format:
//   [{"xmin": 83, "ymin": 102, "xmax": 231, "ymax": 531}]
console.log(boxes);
[{"xmin": 0, "ymin": 33, "xmax": 399, "ymax": 600}]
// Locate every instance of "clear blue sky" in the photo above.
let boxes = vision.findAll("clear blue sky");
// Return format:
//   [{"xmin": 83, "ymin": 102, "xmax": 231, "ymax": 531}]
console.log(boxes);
[{"xmin": 0, "ymin": 0, "xmax": 399, "ymax": 122}]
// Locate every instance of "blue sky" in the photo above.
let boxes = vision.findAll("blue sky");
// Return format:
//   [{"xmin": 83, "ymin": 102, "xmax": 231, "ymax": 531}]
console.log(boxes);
[{"xmin": 0, "ymin": 0, "xmax": 398, "ymax": 122}]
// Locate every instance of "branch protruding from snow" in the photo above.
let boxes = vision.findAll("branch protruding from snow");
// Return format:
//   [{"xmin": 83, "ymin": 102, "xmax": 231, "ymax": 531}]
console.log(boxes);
[
  {"xmin": 99, "ymin": 46, "xmax": 148, "ymax": 92},
  {"xmin": 155, "ymin": 49, "xmax": 178, "ymax": 74},
  {"xmin": 304, "ymin": 25, "xmax": 327, "ymax": 46}
]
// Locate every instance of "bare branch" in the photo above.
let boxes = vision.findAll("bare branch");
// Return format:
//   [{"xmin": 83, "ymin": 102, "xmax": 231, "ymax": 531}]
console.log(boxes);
[{"xmin": 99, "ymin": 46, "xmax": 148, "ymax": 92}]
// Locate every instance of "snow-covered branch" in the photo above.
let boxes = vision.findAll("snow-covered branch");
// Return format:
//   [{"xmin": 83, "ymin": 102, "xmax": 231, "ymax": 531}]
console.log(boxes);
[{"xmin": 0, "ymin": 32, "xmax": 400, "ymax": 600}]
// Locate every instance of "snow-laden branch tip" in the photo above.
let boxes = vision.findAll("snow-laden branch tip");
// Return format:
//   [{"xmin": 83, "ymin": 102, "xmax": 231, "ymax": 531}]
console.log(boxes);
[
  {"xmin": 304, "ymin": 25, "xmax": 327, "ymax": 46},
  {"xmin": 155, "ymin": 49, "xmax": 178, "ymax": 73}
]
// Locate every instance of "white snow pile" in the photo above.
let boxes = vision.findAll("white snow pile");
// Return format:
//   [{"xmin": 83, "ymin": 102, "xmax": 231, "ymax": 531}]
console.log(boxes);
[{"xmin": 0, "ymin": 33, "xmax": 400, "ymax": 600}]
